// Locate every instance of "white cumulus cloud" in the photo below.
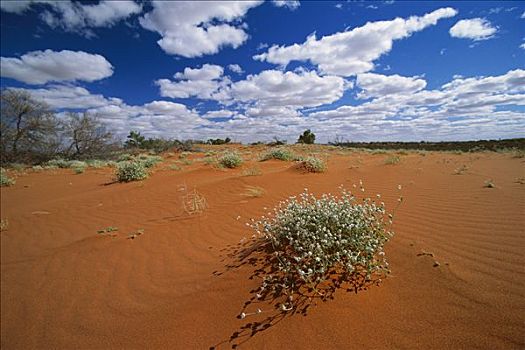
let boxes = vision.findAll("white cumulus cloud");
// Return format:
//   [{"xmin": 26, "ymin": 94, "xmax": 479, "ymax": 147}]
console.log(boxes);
[
  {"xmin": 1, "ymin": 1, "xmax": 142, "ymax": 36},
  {"xmin": 139, "ymin": 1, "xmax": 262, "ymax": 57},
  {"xmin": 156, "ymin": 64, "xmax": 229, "ymax": 99},
  {"xmin": 356, "ymin": 73, "xmax": 427, "ymax": 99},
  {"xmin": 254, "ymin": 7, "xmax": 458, "ymax": 76},
  {"xmin": 1, "ymin": 49, "xmax": 114, "ymax": 84},
  {"xmin": 228, "ymin": 69, "xmax": 345, "ymax": 108},
  {"xmin": 227, "ymin": 64, "xmax": 244, "ymax": 74},
  {"xmin": 272, "ymin": 1, "xmax": 301, "ymax": 10},
  {"xmin": 449, "ymin": 18, "xmax": 497, "ymax": 41}
]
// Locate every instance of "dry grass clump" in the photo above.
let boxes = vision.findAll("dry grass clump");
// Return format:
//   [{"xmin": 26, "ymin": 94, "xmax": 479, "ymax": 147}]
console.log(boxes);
[
  {"xmin": 242, "ymin": 167, "xmax": 262, "ymax": 176},
  {"xmin": 183, "ymin": 188, "xmax": 208, "ymax": 214},
  {"xmin": 0, "ymin": 218, "xmax": 8, "ymax": 231},
  {"xmin": 453, "ymin": 165, "xmax": 469, "ymax": 175},
  {"xmin": 242, "ymin": 185, "xmax": 265, "ymax": 198},
  {"xmin": 484, "ymin": 179, "xmax": 495, "ymax": 188}
]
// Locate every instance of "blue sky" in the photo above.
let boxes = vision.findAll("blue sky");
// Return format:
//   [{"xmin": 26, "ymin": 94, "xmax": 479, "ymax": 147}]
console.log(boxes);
[{"xmin": 1, "ymin": 0, "xmax": 524, "ymax": 143}]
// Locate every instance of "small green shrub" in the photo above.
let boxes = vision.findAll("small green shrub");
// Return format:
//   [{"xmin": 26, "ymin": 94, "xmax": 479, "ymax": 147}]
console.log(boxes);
[
  {"xmin": 46, "ymin": 158, "xmax": 71, "ymax": 168},
  {"xmin": 118, "ymin": 153, "xmax": 134, "ymax": 162},
  {"xmin": 69, "ymin": 160, "xmax": 87, "ymax": 168},
  {"xmin": 45, "ymin": 159, "xmax": 87, "ymax": 169},
  {"xmin": 116, "ymin": 161, "xmax": 148, "ymax": 182},
  {"xmin": 219, "ymin": 152, "xmax": 243, "ymax": 168},
  {"xmin": 86, "ymin": 159, "xmax": 109, "ymax": 168},
  {"xmin": 511, "ymin": 149, "xmax": 525, "ymax": 158},
  {"xmin": 73, "ymin": 166, "xmax": 85, "ymax": 174},
  {"xmin": 169, "ymin": 164, "xmax": 182, "ymax": 171},
  {"xmin": 261, "ymin": 148, "xmax": 296, "ymax": 161},
  {"xmin": 137, "ymin": 154, "xmax": 163, "ymax": 168},
  {"xmin": 384, "ymin": 155, "xmax": 401, "ymax": 165},
  {"xmin": 31, "ymin": 165, "xmax": 44, "ymax": 172},
  {"xmin": 249, "ymin": 188, "xmax": 394, "ymax": 310},
  {"xmin": 202, "ymin": 157, "xmax": 216, "ymax": 165},
  {"xmin": 8, "ymin": 163, "xmax": 26, "ymax": 171},
  {"xmin": 0, "ymin": 169, "xmax": 15, "ymax": 187}
]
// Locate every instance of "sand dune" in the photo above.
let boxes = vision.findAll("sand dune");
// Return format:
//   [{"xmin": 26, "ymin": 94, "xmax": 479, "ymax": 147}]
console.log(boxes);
[{"xmin": 1, "ymin": 149, "xmax": 524, "ymax": 349}]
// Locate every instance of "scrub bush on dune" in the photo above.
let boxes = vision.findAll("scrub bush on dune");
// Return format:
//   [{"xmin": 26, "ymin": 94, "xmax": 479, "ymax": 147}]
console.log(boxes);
[
  {"xmin": 260, "ymin": 148, "xmax": 297, "ymax": 161},
  {"xmin": 248, "ymin": 186, "xmax": 400, "ymax": 313},
  {"xmin": 298, "ymin": 156, "xmax": 326, "ymax": 173},
  {"xmin": 219, "ymin": 152, "xmax": 243, "ymax": 168},
  {"xmin": 115, "ymin": 161, "xmax": 148, "ymax": 182}
]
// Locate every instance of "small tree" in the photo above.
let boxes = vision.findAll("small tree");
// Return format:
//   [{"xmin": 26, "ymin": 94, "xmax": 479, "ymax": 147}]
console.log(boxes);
[
  {"xmin": 297, "ymin": 129, "xmax": 315, "ymax": 144},
  {"xmin": 64, "ymin": 112, "xmax": 117, "ymax": 159},
  {"xmin": 0, "ymin": 90, "xmax": 61, "ymax": 163},
  {"xmin": 125, "ymin": 130, "xmax": 145, "ymax": 149}
]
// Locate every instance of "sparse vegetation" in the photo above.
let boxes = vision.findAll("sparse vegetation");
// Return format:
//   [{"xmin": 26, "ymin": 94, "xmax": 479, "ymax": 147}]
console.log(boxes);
[
  {"xmin": 116, "ymin": 161, "xmax": 148, "ymax": 182},
  {"xmin": 242, "ymin": 166, "xmax": 262, "ymax": 176},
  {"xmin": 218, "ymin": 152, "xmax": 243, "ymax": 168},
  {"xmin": 0, "ymin": 169, "xmax": 15, "ymax": 187}
]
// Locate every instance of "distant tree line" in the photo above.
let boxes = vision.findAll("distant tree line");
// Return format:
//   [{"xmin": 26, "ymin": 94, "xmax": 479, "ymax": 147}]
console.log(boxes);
[{"xmin": 329, "ymin": 139, "xmax": 525, "ymax": 152}]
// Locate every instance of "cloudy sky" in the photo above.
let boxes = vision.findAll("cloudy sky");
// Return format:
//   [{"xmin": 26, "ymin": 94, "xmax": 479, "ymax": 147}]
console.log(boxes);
[{"xmin": 1, "ymin": 0, "xmax": 524, "ymax": 143}]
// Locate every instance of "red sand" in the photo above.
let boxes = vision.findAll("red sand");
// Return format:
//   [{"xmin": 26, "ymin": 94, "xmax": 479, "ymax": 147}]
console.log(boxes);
[{"xmin": 1, "ymin": 149, "xmax": 524, "ymax": 349}]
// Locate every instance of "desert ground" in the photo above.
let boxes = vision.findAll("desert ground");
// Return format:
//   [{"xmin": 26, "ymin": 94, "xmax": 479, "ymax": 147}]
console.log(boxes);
[{"xmin": 1, "ymin": 145, "xmax": 524, "ymax": 349}]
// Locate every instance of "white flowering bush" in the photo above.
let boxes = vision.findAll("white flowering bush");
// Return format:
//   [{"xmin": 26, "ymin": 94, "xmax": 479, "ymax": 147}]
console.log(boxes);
[
  {"xmin": 218, "ymin": 152, "xmax": 243, "ymax": 168},
  {"xmin": 298, "ymin": 156, "xmax": 326, "ymax": 173},
  {"xmin": 115, "ymin": 161, "xmax": 148, "ymax": 182},
  {"xmin": 249, "ymin": 187, "xmax": 395, "ymax": 309}
]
